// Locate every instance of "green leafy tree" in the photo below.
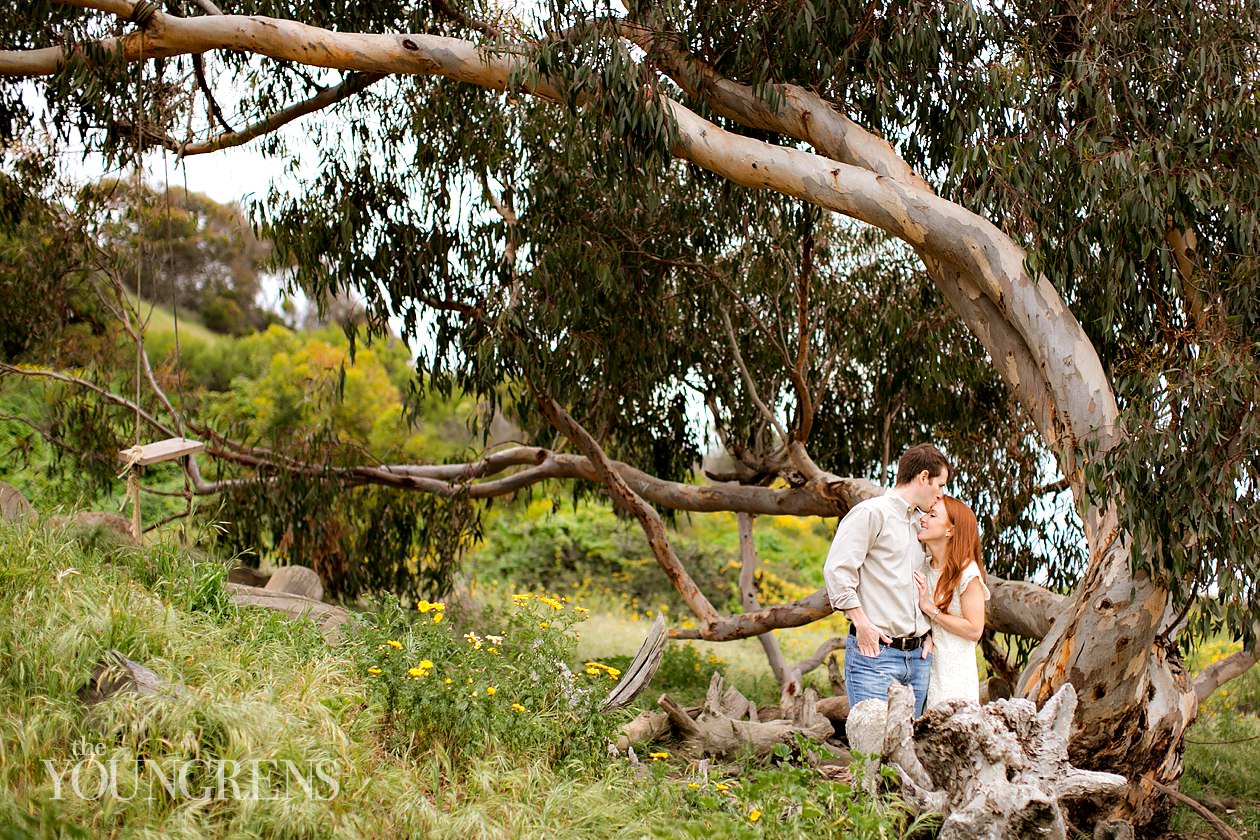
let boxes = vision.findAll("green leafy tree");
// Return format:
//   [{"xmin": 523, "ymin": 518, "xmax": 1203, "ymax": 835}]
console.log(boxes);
[
  {"xmin": 2, "ymin": 2, "xmax": 1257, "ymax": 829},
  {"xmin": 78, "ymin": 179, "xmax": 276, "ymax": 335}
]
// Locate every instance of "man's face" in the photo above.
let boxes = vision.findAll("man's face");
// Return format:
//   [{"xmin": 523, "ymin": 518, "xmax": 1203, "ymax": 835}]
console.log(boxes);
[{"xmin": 913, "ymin": 468, "xmax": 948, "ymax": 511}]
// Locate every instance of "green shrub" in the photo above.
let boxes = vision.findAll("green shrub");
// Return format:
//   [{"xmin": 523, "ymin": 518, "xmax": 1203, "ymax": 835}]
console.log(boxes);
[
  {"xmin": 472, "ymin": 502, "xmax": 741, "ymax": 614},
  {"xmin": 353, "ymin": 594, "xmax": 615, "ymax": 767}
]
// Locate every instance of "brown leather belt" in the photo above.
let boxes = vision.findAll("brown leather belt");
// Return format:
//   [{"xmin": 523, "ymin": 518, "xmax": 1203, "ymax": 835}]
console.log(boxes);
[{"xmin": 848, "ymin": 625, "xmax": 927, "ymax": 651}]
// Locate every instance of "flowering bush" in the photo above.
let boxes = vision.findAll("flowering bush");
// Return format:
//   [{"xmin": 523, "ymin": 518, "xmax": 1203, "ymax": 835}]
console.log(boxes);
[{"xmin": 354, "ymin": 594, "xmax": 615, "ymax": 765}]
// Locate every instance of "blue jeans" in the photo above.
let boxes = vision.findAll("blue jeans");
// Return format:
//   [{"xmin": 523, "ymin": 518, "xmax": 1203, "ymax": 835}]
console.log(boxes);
[{"xmin": 844, "ymin": 635, "xmax": 931, "ymax": 717}]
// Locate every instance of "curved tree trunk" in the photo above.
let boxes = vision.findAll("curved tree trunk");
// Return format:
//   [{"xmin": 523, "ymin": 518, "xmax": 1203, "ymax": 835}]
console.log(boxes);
[{"xmin": 1019, "ymin": 507, "xmax": 1198, "ymax": 828}]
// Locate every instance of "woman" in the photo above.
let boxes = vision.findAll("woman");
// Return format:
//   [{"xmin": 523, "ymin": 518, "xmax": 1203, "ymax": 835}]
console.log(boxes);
[{"xmin": 913, "ymin": 495, "xmax": 990, "ymax": 707}]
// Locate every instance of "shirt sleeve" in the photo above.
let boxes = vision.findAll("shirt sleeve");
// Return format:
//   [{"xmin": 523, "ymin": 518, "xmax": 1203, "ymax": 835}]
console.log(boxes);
[
  {"xmin": 823, "ymin": 505, "xmax": 880, "ymax": 611},
  {"xmin": 959, "ymin": 563, "xmax": 991, "ymax": 601}
]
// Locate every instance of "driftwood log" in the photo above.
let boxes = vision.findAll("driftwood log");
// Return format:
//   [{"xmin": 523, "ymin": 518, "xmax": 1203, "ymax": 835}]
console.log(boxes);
[
  {"xmin": 79, "ymin": 650, "xmax": 186, "ymax": 705},
  {"xmin": 846, "ymin": 683, "xmax": 1128, "ymax": 840},
  {"xmin": 631, "ymin": 672, "xmax": 838, "ymax": 761},
  {"xmin": 601, "ymin": 614, "xmax": 668, "ymax": 711}
]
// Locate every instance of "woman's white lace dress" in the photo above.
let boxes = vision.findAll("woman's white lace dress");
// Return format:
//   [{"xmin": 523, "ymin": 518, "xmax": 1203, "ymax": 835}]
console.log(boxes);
[{"xmin": 925, "ymin": 561, "xmax": 990, "ymax": 707}]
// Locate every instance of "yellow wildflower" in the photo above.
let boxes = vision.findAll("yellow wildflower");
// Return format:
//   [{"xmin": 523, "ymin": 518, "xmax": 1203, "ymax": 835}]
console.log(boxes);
[
  {"xmin": 417, "ymin": 600, "xmax": 434, "ymax": 613},
  {"xmin": 749, "ymin": 809, "xmax": 762, "ymax": 822},
  {"xmin": 584, "ymin": 662, "xmax": 622, "ymax": 678},
  {"xmin": 386, "ymin": 640, "xmax": 403, "ymax": 649},
  {"xmin": 574, "ymin": 606, "xmax": 589, "ymax": 614},
  {"xmin": 687, "ymin": 782, "xmax": 700, "ymax": 789},
  {"xmin": 418, "ymin": 659, "xmax": 434, "ymax": 670},
  {"xmin": 432, "ymin": 612, "xmax": 444, "ymax": 624},
  {"xmin": 512, "ymin": 593, "xmax": 532, "ymax": 604},
  {"xmin": 539, "ymin": 596, "xmax": 564, "ymax": 611},
  {"xmin": 367, "ymin": 667, "xmax": 382, "ymax": 676},
  {"xmin": 511, "ymin": 703, "xmax": 526, "ymax": 713},
  {"xmin": 538, "ymin": 622, "xmax": 549, "ymax": 630},
  {"xmin": 715, "ymin": 783, "xmax": 730, "ymax": 792},
  {"xmin": 443, "ymin": 677, "xmax": 453, "ymax": 685},
  {"xmin": 408, "ymin": 667, "xmax": 426, "ymax": 678},
  {"xmin": 648, "ymin": 751, "xmax": 669, "ymax": 760},
  {"xmin": 585, "ymin": 668, "xmax": 600, "ymax": 677},
  {"xmin": 486, "ymin": 686, "xmax": 497, "ymax": 696},
  {"xmin": 487, "ymin": 647, "xmax": 499, "ymax": 655}
]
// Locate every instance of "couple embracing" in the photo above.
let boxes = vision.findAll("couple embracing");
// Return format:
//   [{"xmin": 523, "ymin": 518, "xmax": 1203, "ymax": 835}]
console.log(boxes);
[{"xmin": 823, "ymin": 444, "xmax": 989, "ymax": 717}]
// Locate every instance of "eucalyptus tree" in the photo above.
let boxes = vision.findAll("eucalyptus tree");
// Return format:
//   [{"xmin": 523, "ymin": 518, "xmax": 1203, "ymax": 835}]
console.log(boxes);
[{"xmin": 2, "ymin": 1, "xmax": 1258, "ymax": 830}]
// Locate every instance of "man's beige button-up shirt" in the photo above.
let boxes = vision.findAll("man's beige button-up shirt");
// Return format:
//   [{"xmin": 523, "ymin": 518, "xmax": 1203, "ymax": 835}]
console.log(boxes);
[{"xmin": 823, "ymin": 488, "xmax": 930, "ymax": 639}]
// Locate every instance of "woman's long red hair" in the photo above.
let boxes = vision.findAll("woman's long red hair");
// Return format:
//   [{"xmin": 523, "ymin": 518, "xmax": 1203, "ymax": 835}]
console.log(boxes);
[{"xmin": 932, "ymin": 496, "xmax": 986, "ymax": 613}]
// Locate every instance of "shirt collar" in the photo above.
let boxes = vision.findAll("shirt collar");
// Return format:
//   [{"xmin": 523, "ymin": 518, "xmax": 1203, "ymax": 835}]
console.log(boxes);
[{"xmin": 885, "ymin": 488, "xmax": 918, "ymax": 520}]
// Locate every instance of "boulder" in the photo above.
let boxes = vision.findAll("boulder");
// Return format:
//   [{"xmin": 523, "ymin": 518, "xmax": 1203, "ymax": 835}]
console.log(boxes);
[
  {"xmin": 264, "ymin": 564, "xmax": 324, "ymax": 601},
  {"xmin": 50, "ymin": 511, "xmax": 139, "ymax": 546},
  {"xmin": 0, "ymin": 481, "xmax": 35, "ymax": 523}
]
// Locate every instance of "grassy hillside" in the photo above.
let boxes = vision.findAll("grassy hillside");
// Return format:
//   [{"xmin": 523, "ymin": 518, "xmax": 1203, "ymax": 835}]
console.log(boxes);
[{"xmin": 0, "ymin": 520, "xmax": 927, "ymax": 840}]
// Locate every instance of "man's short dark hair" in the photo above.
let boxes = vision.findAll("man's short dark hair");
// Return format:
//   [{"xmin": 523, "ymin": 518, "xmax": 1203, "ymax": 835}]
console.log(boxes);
[{"xmin": 896, "ymin": 443, "xmax": 950, "ymax": 485}]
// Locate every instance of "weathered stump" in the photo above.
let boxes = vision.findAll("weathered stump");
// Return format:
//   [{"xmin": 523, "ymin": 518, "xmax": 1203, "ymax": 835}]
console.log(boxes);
[{"xmin": 846, "ymin": 683, "xmax": 1128, "ymax": 840}]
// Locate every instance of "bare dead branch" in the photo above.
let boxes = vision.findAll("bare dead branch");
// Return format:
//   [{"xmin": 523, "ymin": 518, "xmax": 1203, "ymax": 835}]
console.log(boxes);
[
  {"xmin": 533, "ymin": 388, "xmax": 720, "ymax": 629},
  {"xmin": 720, "ymin": 306, "xmax": 788, "ymax": 442},
  {"xmin": 0, "ymin": 363, "xmax": 175, "ymax": 439},
  {"xmin": 160, "ymin": 72, "xmax": 387, "ymax": 156},
  {"xmin": 1143, "ymin": 775, "xmax": 1244, "ymax": 840},
  {"xmin": 737, "ymin": 512, "xmax": 788, "ymax": 683},
  {"xmin": 791, "ymin": 636, "xmax": 845, "ymax": 676}
]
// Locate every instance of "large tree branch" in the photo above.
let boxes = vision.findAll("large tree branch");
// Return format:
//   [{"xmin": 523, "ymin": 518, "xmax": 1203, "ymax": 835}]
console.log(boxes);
[
  {"xmin": 9, "ymin": 7, "xmax": 1118, "ymax": 467},
  {"xmin": 0, "ymin": 363, "xmax": 175, "ymax": 438},
  {"xmin": 987, "ymin": 577, "xmax": 1068, "ymax": 641},
  {"xmin": 0, "ymin": 360, "xmax": 872, "ymax": 515},
  {"xmin": 1192, "ymin": 624, "xmax": 1260, "ymax": 703},
  {"xmin": 632, "ymin": 33, "xmax": 1117, "ymax": 475},
  {"xmin": 673, "ymin": 575, "xmax": 1064, "ymax": 643}
]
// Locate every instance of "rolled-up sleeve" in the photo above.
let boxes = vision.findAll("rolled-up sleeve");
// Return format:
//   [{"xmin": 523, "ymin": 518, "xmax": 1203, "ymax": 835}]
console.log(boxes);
[{"xmin": 823, "ymin": 506, "xmax": 878, "ymax": 611}]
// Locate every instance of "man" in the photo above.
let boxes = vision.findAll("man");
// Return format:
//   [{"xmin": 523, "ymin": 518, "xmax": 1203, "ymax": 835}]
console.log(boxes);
[{"xmin": 823, "ymin": 443, "xmax": 950, "ymax": 716}]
